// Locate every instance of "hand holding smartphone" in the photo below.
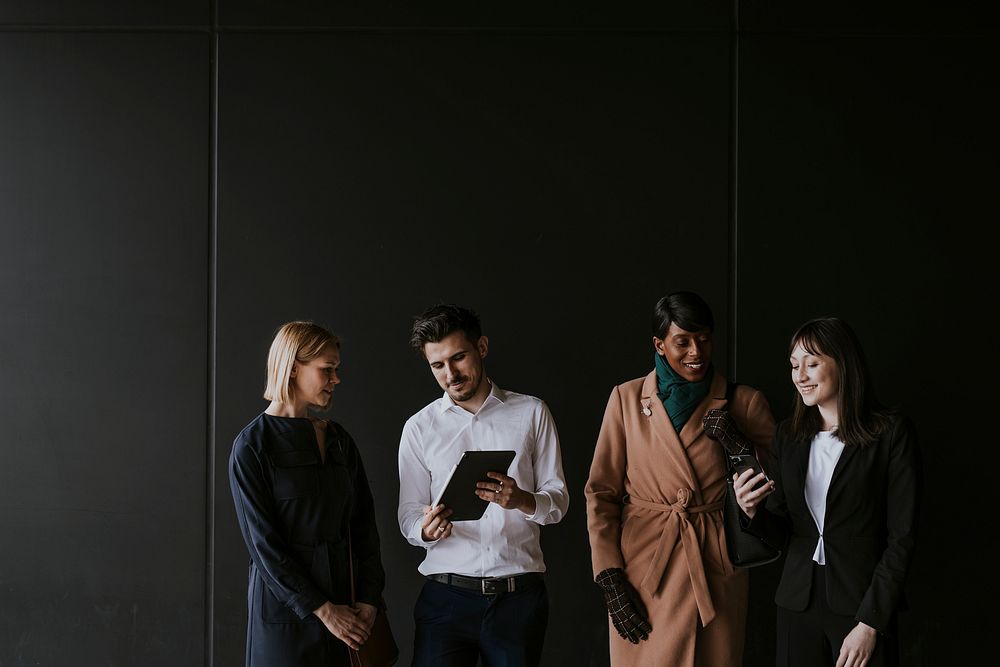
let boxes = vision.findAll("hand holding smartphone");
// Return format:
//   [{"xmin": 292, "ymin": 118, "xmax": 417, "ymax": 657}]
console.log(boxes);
[{"xmin": 728, "ymin": 453, "xmax": 769, "ymax": 490}]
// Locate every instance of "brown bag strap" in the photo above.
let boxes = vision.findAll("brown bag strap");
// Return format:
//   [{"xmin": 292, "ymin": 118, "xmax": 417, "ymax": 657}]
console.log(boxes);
[
  {"xmin": 337, "ymin": 425, "xmax": 358, "ymax": 607},
  {"xmin": 348, "ymin": 536, "xmax": 356, "ymax": 605}
]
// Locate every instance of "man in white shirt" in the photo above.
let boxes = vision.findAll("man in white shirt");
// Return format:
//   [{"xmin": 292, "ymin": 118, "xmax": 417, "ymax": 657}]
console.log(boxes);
[{"xmin": 398, "ymin": 303, "xmax": 569, "ymax": 667}]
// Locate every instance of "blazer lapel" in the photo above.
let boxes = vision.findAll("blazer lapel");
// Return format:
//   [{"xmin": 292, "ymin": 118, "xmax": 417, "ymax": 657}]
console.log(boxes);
[
  {"xmin": 788, "ymin": 433, "xmax": 812, "ymax": 508},
  {"xmin": 825, "ymin": 439, "xmax": 860, "ymax": 506}
]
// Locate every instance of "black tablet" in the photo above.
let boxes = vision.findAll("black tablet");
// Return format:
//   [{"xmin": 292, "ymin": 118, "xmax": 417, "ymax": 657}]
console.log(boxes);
[{"xmin": 431, "ymin": 450, "xmax": 516, "ymax": 522}]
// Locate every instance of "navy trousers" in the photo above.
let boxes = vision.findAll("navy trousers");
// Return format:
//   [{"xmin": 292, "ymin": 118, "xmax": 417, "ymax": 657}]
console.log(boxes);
[
  {"xmin": 411, "ymin": 577, "xmax": 548, "ymax": 667},
  {"xmin": 777, "ymin": 564, "xmax": 899, "ymax": 667}
]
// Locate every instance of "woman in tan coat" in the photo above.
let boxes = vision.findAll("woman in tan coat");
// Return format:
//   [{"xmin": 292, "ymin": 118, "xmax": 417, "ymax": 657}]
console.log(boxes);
[{"xmin": 585, "ymin": 291, "xmax": 775, "ymax": 666}]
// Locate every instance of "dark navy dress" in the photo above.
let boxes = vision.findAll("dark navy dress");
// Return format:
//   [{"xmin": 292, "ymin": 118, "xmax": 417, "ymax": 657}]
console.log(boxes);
[{"xmin": 229, "ymin": 413, "xmax": 385, "ymax": 666}]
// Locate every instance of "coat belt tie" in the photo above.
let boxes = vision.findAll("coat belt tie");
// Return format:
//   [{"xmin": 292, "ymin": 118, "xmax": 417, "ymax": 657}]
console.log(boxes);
[{"xmin": 626, "ymin": 489, "xmax": 723, "ymax": 626}]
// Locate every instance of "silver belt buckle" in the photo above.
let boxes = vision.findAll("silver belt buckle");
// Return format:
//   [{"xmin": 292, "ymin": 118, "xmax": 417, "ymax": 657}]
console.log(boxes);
[{"xmin": 480, "ymin": 577, "xmax": 514, "ymax": 595}]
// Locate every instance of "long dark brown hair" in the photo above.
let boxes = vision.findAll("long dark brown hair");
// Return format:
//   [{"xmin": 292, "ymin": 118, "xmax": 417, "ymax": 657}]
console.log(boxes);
[{"xmin": 786, "ymin": 317, "xmax": 892, "ymax": 447}]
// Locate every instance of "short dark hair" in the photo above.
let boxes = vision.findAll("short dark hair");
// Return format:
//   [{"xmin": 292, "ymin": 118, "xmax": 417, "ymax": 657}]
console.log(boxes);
[
  {"xmin": 786, "ymin": 317, "xmax": 891, "ymax": 447},
  {"xmin": 409, "ymin": 303, "xmax": 483, "ymax": 352},
  {"xmin": 651, "ymin": 291, "xmax": 715, "ymax": 338}
]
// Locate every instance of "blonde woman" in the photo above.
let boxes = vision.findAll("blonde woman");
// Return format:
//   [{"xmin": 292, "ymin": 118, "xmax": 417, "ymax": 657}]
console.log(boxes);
[{"xmin": 229, "ymin": 321, "xmax": 386, "ymax": 666}]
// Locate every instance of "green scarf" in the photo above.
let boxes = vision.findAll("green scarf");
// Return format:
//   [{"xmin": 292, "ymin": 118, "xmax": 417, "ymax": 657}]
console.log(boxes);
[{"xmin": 654, "ymin": 352, "xmax": 713, "ymax": 432}]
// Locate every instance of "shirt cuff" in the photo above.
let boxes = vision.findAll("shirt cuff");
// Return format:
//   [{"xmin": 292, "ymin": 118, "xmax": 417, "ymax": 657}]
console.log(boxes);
[
  {"xmin": 520, "ymin": 491, "xmax": 549, "ymax": 522},
  {"xmin": 409, "ymin": 519, "xmax": 438, "ymax": 548}
]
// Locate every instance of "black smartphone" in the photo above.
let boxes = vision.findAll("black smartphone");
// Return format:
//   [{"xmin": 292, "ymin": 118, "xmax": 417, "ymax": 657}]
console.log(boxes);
[{"xmin": 729, "ymin": 454, "xmax": 769, "ymax": 489}]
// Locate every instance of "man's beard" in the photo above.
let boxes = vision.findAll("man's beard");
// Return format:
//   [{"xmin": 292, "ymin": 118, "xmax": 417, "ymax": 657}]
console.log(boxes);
[{"xmin": 449, "ymin": 376, "xmax": 479, "ymax": 402}]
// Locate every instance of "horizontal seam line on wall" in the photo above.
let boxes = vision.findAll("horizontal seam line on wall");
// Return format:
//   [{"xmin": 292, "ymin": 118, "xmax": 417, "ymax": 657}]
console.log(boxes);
[
  {"xmin": 0, "ymin": 24, "xmax": 734, "ymax": 35},
  {"xmin": 0, "ymin": 25, "xmax": 211, "ymax": 32}
]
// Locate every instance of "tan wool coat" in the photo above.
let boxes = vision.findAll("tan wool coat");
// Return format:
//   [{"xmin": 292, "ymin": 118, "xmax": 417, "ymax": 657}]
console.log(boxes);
[{"xmin": 586, "ymin": 371, "xmax": 775, "ymax": 667}]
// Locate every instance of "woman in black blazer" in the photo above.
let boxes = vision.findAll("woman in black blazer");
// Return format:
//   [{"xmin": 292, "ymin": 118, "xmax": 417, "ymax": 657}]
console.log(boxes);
[{"xmin": 734, "ymin": 317, "xmax": 920, "ymax": 667}]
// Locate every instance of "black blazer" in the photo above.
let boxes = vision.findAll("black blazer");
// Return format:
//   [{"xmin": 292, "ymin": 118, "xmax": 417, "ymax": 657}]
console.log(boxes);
[{"xmin": 747, "ymin": 414, "xmax": 920, "ymax": 633}]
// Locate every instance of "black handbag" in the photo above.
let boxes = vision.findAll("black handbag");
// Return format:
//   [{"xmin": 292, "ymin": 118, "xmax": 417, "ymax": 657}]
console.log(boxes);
[{"xmin": 703, "ymin": 382, "xmax": 782, "ymax": 568}]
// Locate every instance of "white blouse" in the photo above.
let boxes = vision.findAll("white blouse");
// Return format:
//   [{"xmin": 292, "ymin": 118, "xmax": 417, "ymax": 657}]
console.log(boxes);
[{"xmin": 804, "ymin": 430, "xmax": 845, "ymax": 564}]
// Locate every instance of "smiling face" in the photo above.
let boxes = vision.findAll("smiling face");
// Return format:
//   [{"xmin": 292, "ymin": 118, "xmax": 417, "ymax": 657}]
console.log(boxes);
[
  {"xmin": 654, "ymin": 323, "xmax": 713, "ymax": 382},
  {"xmin": 422, "ymin": 330, "xmax": 490, "ymax": 408},
  {"xmin": 289, "ymin": 344, "xmax": 341, "ymax": 413},
  {"xmin": 790, "ymin": 342, "xmax": 840, "ymax": 417}
]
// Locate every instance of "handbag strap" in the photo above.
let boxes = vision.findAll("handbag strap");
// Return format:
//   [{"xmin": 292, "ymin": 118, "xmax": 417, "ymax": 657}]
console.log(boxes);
[
  {"xmin": 330, "ymin": 419, "xmax": 359, "ymax": 607},
  {"xmin": 725, "ymin": 379, "xmax": 737, "ymax": 403},
  {"xmin": 722, "ymin": 380, "xmax": 738, "ymax": 475},
  {"xmin": 717, "ymin": 380, "xmax": 765, "ymax": 477},
  {"xmin": 348, "ymin": 535, "xmax": 357, "ymax": 605},
  {"xmin": 347, "ymin": 546, "xmax": 360, "ymax": 667}
]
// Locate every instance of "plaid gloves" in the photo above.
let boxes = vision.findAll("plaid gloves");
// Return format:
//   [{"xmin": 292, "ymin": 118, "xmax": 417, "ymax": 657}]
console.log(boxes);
[
  {"xmin": 595, "ymin": 568, "xmax": 651, "ymax": 644},
  {"xmin": 702, "ymin": 408, "xmax": 755, "ymax": 455}
]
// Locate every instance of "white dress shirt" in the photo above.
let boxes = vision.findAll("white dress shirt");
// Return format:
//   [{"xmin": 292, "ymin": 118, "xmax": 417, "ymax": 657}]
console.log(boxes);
[
  {"xmin": 804, "ymin": 430, "xmax": 845, "ymax": 564},
  {"xmin": 397, "ymin": 381, "xmax": 569, "ymax": 577}
]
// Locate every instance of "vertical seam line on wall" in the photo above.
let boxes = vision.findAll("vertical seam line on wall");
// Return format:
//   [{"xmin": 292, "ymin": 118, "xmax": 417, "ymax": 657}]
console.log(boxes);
[
  {"xmin": 206, "ymin": 1, "xmax": 219, "ymax": 665},
  {"xmin": 728, "ymin": 0, "xmax": 741, "ymax": 379}
]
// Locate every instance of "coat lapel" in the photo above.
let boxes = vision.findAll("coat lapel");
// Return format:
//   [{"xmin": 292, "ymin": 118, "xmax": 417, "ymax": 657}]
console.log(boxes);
[{"xmin": 641, "ymin": 371, "xmax": 704, "ymax": 496}]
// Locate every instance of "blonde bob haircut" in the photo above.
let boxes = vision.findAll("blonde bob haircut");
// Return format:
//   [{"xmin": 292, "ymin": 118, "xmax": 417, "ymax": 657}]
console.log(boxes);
[{"xmin": 263, "ymin": 321, "xmax": 340, "ymax": 405}]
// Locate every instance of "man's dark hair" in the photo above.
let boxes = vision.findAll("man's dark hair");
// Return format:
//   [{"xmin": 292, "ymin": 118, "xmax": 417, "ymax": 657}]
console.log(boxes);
[
  {"xmin": 651, "ymin": 291, "xmax": 715, "ymax": 338},
  {"xmin": 409, "ymin": 303, "xmax": 483, "ymax": 352}
]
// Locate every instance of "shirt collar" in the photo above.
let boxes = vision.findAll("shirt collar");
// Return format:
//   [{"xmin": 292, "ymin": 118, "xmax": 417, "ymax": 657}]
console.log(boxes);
[{"xmin": 437, "ymin": 378, "xmax": 506, "ymax": 413}]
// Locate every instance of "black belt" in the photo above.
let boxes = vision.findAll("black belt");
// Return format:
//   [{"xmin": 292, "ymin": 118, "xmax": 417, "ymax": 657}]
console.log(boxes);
[{"xmin": 427, "ymin": 572, "xmax": 543, "ymax": 595}]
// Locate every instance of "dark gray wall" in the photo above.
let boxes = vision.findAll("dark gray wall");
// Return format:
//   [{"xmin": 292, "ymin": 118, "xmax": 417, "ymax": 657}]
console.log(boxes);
[
  {"xmin": 1, "ymin": 1, "xmax": 994, "ymax": 665},
  {"xmin": 212, "ymin": 27, "xmax": 731, "ymax": 667},
  {"xmin": 0, "ymin": 28, "xmax": 209, "ymax": 667},
  {"xmin": 734, "ymin": 23, "xmax": 997, "ymax": 666}
]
